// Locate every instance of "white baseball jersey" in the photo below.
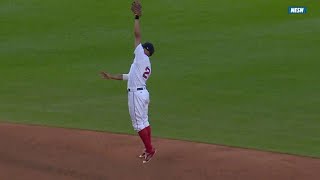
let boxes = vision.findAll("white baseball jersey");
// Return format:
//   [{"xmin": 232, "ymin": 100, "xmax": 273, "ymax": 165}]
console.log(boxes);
[
  {"xmin": 127, "ymin": 44, "xmax": 151, "ymax": 89},
  {"xmin": 125, "ymin": 44, "xmax": 152, "ymax": 132}
]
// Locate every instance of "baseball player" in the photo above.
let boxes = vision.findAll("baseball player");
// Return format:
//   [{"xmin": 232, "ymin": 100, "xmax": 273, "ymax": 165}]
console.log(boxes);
[{"xmin": 100, "ymin": 1, "xmax": 156, "ymax": 163}]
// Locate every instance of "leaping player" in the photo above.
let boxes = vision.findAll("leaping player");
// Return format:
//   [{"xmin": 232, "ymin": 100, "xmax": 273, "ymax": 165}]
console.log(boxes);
[{"xmin": 100, "ymin": 0, "xmax": 156, "ymax": 164}]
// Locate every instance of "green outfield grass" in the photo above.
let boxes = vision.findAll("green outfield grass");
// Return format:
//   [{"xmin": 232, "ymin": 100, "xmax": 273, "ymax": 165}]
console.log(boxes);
[{"xmin": 1, "ymin": 0, "xmax": 320, "ymax": 157}]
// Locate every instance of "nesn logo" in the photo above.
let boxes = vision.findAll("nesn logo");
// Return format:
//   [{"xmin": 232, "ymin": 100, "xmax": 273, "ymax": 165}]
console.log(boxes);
[{"xmin": 288, "ymin": 7, "xmax": 307, "ymax": 14}]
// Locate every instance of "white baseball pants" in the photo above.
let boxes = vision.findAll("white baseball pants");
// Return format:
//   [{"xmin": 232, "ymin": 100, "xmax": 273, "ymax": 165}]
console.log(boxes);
[{"xmin": 128, "ymin": 89, "xmax": 150, "ymax": 131}]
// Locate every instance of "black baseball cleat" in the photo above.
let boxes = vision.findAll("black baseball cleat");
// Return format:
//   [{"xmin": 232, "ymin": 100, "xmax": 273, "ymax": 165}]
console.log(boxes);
[
  {"xmin": 142, "ymin": 149, "xmax": 157, "ymax": 164},
  {"xmin": 138, "ymin": 149, "xmax": 146, "ymax": 158}
]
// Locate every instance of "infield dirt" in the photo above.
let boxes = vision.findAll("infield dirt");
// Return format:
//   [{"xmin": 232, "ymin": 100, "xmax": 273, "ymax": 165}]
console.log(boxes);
[{"xmin": 0, "ymin": 123, "xmax": 319, "ymax": 180}]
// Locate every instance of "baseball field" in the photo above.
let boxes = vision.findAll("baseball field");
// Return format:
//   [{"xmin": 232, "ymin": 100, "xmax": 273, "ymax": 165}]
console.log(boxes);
[{"xmin": 1, "ymin": 0, "xmax": 320, "ymax": 179}]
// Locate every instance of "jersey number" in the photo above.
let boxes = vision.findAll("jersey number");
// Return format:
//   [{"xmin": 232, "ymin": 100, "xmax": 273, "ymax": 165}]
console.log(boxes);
[{"xmin": 143, "ymin": 67, "xmax": 151, "ymax": 79}]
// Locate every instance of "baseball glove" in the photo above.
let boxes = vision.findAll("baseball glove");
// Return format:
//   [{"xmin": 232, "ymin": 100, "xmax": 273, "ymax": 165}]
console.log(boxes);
[{"xmin": 131, "ymin": 0, "xmax": 142, "ymax": 17}]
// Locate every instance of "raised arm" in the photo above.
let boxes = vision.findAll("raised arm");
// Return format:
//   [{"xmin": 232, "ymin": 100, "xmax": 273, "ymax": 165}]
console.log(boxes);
[
  {"xmin": 131, "ymin": 0, "xmax": 142, "ymax": 48},
  {"xmin": 134, "ymin": 17, "xmax": 141, "ymax": 48}
]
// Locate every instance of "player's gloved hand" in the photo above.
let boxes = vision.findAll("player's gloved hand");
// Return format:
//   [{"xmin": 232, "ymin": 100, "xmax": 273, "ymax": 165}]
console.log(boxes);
[{"xmin": 131, "ymin": 0, "xmax": 142, "ymax": 17}]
